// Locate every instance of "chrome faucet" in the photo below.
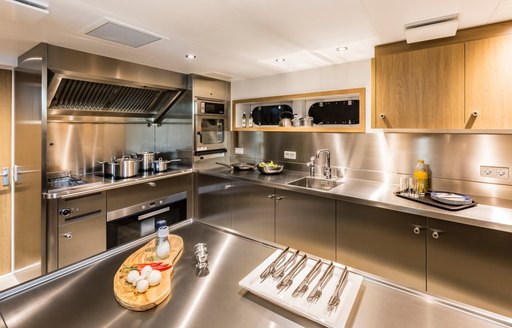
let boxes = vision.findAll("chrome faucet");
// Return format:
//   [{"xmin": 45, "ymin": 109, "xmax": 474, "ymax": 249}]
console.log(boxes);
[{"xmin": 315, "ymin": 149, "xmax": 331, "ymax": 179}]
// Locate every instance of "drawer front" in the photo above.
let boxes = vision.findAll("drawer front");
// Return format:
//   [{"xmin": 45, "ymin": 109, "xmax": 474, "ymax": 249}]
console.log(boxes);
[
  {"xmin": 58, "ymin": 192, "xmax": 106, "ymax": 224},
  {"xmin": 107, "ymin": 175, "xmax": 188, "ymax": 212},
  {"xmin": 58, "ymin": 213, "xmax": 106, "ymax": 268}
]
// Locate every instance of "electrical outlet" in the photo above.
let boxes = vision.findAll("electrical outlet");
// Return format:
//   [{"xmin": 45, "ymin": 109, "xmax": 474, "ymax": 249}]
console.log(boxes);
[
  {"xmin": 284, "ymin": 151, "xmax": 296, "ymax": 160},
  {"xmin": 480, "ymin": 166, "xmax": 509, "ymax": 179},
  {"xmin": 234, "ymin": 147, "xmax": 244, "ymax": 155}
]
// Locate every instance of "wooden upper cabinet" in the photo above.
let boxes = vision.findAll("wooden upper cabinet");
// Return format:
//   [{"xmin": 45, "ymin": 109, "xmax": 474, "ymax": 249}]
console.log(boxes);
[
  {"xmin": 465, "ymin": 34, "xmax": 512, "ymax": 129},
  {"xmin": 374, "ymin": 43, "xmax": 465, "ymax": 129}
]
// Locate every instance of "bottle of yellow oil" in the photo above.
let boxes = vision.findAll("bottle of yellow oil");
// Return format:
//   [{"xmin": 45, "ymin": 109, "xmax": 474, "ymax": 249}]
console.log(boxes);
[{"xmin": 414, "ymin": 160, "xmax": 428, "ymax": 196}]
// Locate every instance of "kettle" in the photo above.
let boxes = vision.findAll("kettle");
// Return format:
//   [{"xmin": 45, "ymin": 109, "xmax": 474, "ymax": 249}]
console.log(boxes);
[{"xmin": 279, "ymin": 111, "xmax": 294, "ymax": 127}]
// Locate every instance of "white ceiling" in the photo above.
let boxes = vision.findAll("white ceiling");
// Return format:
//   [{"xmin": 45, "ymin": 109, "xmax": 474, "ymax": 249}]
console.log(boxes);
[{"xmin": 0, "ymin": 0, "xmax": 511, "ymax": 81}]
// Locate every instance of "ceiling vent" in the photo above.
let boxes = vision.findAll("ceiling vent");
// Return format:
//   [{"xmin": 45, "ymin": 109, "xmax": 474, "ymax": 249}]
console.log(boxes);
[
  {"xmin": 85, "ymin": 21, "xmax": 162, "ymax": 48},
  {"xmin": 404, "ymin": 14, "xmax": 459, "ymax": 44},
  {"xmin": 6, "ymin": 0, "xmax": 48, "ymax": 13}
]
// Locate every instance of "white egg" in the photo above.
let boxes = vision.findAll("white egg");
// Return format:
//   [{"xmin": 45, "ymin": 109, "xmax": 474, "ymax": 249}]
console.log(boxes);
[
  {"xmin": 132, "ymin": 276, "xmax": 144, "ymax": 287},
  {"xmin": 126, "ymin": 270, "xmax": 139, "ymax": 284},
  {"xmin": 140, "ymin": 265, "xmax": 153, "ymax": 278},
  {"xmin": 136, "ymin": 279, "xmax": 149, "ymax": 293},
  {"xmin": 147, "ymin": 269, "xmax": 162, "ymax": 287}
]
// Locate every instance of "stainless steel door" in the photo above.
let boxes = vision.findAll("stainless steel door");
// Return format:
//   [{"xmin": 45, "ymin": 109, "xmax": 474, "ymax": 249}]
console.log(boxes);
[
  {"xmin": 427, "ymin": 218, "xmax": 512, "ymax": 317},
  {"xmin": 197, "ymin": 174, "xmax": 231, "ymax": 228},
  {"xmin": 58, "ymin": 214, "xmax": 106, "ymax": 268},
  {"xmin": 232, "ymin": 182, "xmax": 275, "ymax": 241},
  {"xmin": 337, "ymin": 201, "xmax": 427, "ymax": 291},
  {"xmin": 13, "ymin": 65, "xmax": 44, "ymax": 273},
  {"xmin": 275, "ymin": 190, "xmax": 335, "ymax": 260}
]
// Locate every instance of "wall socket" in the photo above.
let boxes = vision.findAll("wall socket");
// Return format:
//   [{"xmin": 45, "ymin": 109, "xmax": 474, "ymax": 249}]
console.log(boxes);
[
  {"xmin": 284, "ymin": 151, "xmax": 296, "ymax": 160},
  {"xmin": 234, "ymin": 147, "xmax": 244, "ymax": 155},
  {"xmin": 480, "ymin": 165, "xmax": 509, "ymax": 179}
]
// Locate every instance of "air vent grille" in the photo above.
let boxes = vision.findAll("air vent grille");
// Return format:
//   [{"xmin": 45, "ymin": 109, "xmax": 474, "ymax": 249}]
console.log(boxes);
[
  {"xmin": 85, "ymin": 21, "xmax": 161, "ymax": 48},
  {"xmin": 49, "ymin": 78, "xmax": 162, "ymax": 114}
]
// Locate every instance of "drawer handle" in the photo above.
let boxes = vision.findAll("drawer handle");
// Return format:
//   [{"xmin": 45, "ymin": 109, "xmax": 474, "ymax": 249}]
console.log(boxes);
[
  {"xmin": 267, "ymin": 194, "xmax": 275, "ymax": 199},
  {"xmin": 148, "ymin": 182, "xmax": 156, "ymax": 187},
  {"xmin": 62, "ymin": 233, "xmax": 72, "ymax": 239},
  {"xmin": 276, "ymin": 196, "xmax": 283, "ymax": 201}
]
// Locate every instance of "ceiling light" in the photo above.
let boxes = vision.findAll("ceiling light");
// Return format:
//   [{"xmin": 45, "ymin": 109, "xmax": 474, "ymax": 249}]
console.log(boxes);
[
  {"xmin": 185, "ymin": 54, "xmax": 197, "ymax": 59},
  {"xmin": 275, "ymin": 58, "xmax": 286, "ymax": 63},
  {"xmin": 336, "ymin": 46, "xmax": 348, "ymax": 52},
  {"xmin": 404, "ymin": 14, "xmax": 459, "ymax": 44}
]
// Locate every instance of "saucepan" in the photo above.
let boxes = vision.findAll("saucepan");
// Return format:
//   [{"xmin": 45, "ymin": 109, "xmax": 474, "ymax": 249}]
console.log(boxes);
[
  {"xmin": 132, "ymin": 150, "xmax": 159, "ymax": 171},
  {"xmin": 152, "ymin": 158, "xmax": 181, "ymax": 172},
  {"xmin": 215, "ymin": 162, "xmax": 255, "ymax": 171},
  {"xmin": 99, "ymin": 157, "xmax": 141, "ymax": 178}
]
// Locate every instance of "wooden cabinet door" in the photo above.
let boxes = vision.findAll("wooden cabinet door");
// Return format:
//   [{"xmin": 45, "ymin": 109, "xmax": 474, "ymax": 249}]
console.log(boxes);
[
  {"xmin": 466, "ymin": 34, "xmax": 512, "ymax": 129},
  {"xmin": 427, "ymin": 219, "xmax": 512, "ymax": 317},
  {"xmin": 375, "ymin": 44, "xmax": 465, "ymax": 128},
  {"xmin": 0, "ymin": 69, "xmax": 11, "ymax": 275},
  {"xmin": 337, "ymin": 201, "xmax": 427, "ymax": 290},
  {"xmin": 275, "ymin": 190, "xmax": 335, "ymax": 260}
]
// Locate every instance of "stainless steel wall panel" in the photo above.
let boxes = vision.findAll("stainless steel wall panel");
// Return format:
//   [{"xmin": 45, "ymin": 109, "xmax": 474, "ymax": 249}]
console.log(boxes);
[{"xmin": 233, "ymin": 131, "xmax": 512, "ymax": 200}]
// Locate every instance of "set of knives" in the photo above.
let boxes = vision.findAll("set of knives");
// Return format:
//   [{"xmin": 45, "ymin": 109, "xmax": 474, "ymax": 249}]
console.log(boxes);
[{"xmin": 259, "ymin": 247, "xmax": 349, "ymax": 312}]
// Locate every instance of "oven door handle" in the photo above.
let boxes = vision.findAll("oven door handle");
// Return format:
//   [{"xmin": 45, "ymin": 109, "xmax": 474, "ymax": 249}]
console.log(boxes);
[{"xmin": 138, "ymin": 207, "xmax": 170, "ymax": 221}]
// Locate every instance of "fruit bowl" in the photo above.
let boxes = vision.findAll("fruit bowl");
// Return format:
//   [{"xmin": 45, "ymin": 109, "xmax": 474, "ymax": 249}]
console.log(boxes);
[{"xmin": 257, "ymin": 161, "xmax": 284, "ymax": 175}]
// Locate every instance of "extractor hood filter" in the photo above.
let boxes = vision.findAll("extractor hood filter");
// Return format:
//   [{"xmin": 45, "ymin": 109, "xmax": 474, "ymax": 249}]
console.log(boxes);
[{"xmin": 85, "ymin": 21, "xmax": 161, "ymax": 48}]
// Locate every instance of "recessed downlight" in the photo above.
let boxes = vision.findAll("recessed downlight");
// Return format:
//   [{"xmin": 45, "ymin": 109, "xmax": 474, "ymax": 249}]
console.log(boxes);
[
  {"xmin": 336, "ymin": 46, "xmax": 348, "ymax": 52},
  {"xmin": 185, "ymin": 54, "xmax": 197, "ymax": 59},
  {"xmin": 275, "ymin": 58, "xmax": 286, "ymax": 63}
]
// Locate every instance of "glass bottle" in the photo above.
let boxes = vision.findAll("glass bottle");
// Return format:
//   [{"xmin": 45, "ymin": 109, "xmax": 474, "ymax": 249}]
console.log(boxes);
[
  {"xmin": 248, "ymin": 112, "xmax": 253, "ymax": 127},
  {"xmin": 155, "ymin": 220, "xmax": 167, "ymax": 244},
  {"xmin": 414, "ymin": 159, "xmax": 428, "ymax": 196},
  {"xmin": 156, "ymin": 226, "xmax": 171, "ymax": 259},
  {"xmin": 241, "ymin": 112, "xmax": 247, "ymax": 128}
]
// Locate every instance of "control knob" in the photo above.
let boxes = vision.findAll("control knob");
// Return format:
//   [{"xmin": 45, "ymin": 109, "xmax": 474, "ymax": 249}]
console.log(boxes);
[{"xmin": 60, "ymin": 208, "xmax": 71, "ymax": 217}]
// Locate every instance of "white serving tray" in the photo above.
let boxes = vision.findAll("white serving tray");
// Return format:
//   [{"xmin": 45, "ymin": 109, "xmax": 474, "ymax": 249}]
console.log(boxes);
[{"xmin": 239, "ymin": 250, "xmax": 363, "ymax": 328}]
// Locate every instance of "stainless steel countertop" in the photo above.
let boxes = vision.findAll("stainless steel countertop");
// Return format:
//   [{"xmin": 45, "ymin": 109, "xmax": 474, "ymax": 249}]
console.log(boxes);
[
  {"xmin": 44, "ymin": 168, "xmax": 194, "ymax": 199},
  {"xmin": 199, "ymin": 168, "xmax": 512, "ymax": 234},
  {"xmin": 0, "ymin": 220, "xmax": 510, "ymax": 328}
]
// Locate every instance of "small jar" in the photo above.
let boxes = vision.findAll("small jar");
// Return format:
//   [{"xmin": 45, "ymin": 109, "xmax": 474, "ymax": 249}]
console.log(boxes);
[
  {"xmin": 414, "ymin": 159, "xmax": 428, "ymax": 196},
  {"xmin": 241, "ymin": 112, "xmax": 247, "ymax": 128},
  {"xmin": 156, "ymin": 226, "xmax": 171, "ymax": 259}
]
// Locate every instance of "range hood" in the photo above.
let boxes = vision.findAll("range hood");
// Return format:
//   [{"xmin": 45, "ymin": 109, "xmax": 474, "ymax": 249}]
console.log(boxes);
[{"xmin": 22, "ymin": 44, "xmax": 189, "ymax": 123}]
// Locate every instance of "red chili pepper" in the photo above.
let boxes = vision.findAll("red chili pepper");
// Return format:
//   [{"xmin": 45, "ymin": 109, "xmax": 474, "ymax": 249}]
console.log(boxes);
[{"xmin": 152, "ymin": 264, "xmax": 172, "ymax": 271}]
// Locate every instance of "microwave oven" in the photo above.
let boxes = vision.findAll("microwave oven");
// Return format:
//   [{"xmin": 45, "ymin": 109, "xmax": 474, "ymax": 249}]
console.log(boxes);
[{"xmin": 196, "ymin": 99, "xmax": 225, "ymax": 115}]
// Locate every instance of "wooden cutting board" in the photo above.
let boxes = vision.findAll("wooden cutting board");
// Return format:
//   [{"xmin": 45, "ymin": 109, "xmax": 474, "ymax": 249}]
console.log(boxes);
[{"xmin": 113, "ymin": 234, "xmax": 184, "ymax": 311}]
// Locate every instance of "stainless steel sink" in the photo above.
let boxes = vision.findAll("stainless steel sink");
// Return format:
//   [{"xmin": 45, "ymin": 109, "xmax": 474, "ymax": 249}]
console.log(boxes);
[{"xmin": 287, "ymin": 177, "xmax": 342, "ymax": 191}]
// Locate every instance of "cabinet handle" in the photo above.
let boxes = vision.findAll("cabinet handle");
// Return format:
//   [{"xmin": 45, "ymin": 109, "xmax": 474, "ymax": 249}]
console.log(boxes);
[
  {"xmin": 379, "ymin": 113, "xmax": 385, "ymax": 119},
  {"xmin": 276, "ymin": 196, "xmax": 283, "ymax": 201},
  {"xmin": 472, "ymin": 111, "xmax": 479, "ymax": 117},
  {"xmin": 224, "ymin": 184, "xmax": 233, "ymax": 190},
  {"xmin": 267, "ymin": 194, "xmax": 275, "ymax": 199},
  {"xmin": 62, "ymin": 233, "xmax": 72, "ymax": 239},
  {"xmin": 413, "ymin": 226, "xmax": 421, "ymax": 235},
  {"xmin": 432, "ymin": 230, "xmax": 440, "ymax": 239},
  {"xmin": 148, "ymin": 182, "xmax": 156, "ymax": 187}
]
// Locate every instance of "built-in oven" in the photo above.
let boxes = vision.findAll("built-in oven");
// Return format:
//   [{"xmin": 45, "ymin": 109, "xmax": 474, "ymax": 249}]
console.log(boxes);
[
  {"xmin": 194, "ymin": 114, "xmax": 227, "ymax": 154},
  {"xmin": 106, "ymin": 192, "xmax": 187, "ymax": 249}
]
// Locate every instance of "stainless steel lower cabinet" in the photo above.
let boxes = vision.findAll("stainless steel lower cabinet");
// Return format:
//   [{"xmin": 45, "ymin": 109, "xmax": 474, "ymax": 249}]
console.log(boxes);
[
  {"xmin": 275, "ymin": 190, "xmax": 335, "ymax": 260},
  {"xmin": 197, "ymin": 174, "xmax": 232, "ymax": 228},
  {"xmin": 231, "ymin": 182, "xmax": 275, "ymax": 241},
  {"xmin": 427, "ymin": 218, "xmax": 512, "ymax": 317},
  {"xmin": 337, "ymin": 201, "xmax": 427, "ymax": 291}
]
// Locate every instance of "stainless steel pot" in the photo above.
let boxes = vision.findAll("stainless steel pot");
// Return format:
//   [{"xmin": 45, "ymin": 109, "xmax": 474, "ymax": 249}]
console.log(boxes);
[
  {"xmin": 133, "ymin": 151, "xmax": 158, "ymax": 171},
  {"xmin": 99, "ymin": 157, "xmax": 140, "ymax": 178},
  {"xmin": 152, "ymin": 158, "xmax": 181, "ymax": 172},
  {"xmin": 300, "ymin": 115, "xmax": 314, "ymax": 127}
]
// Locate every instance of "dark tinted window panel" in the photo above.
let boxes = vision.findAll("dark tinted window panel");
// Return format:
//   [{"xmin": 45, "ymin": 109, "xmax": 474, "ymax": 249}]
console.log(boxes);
[
  {"xmin": 308, "ymin": 100, "xmax": 359, "ymax": 125},
  {"xmin": 251, "ymin": 105, "xmax": 293, "ymax": 125}
]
